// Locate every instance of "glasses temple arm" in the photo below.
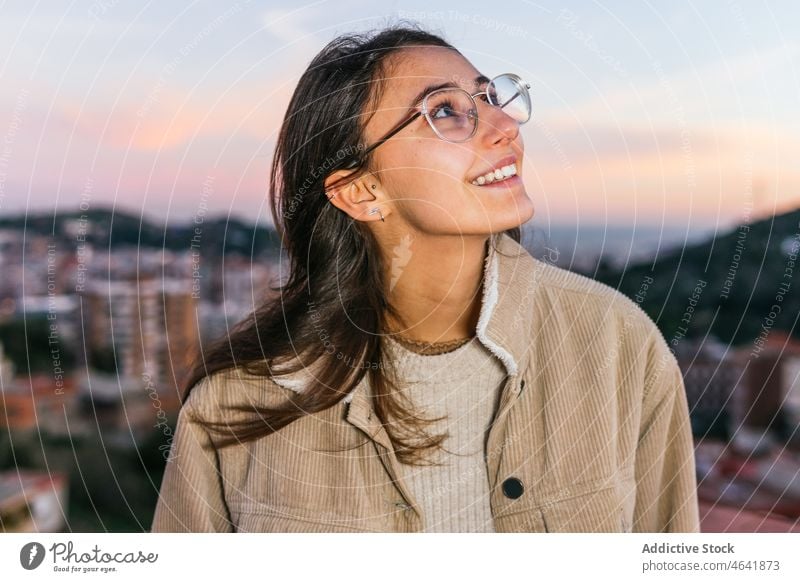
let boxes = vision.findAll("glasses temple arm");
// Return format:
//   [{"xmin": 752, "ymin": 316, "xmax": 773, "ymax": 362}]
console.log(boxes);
[
  {"xmin": 341, "ymin": 110, "xmax": 424, "ymax": 171},
  {"xmin": 361, "ymin": 110, "xmax": 422, "ymax": 158}
]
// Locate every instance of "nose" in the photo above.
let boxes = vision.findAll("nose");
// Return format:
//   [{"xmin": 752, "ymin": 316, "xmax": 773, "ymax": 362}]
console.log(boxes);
[{"xmin": 476, "ymin": 99, "xmax": 520, "ymax": 146}]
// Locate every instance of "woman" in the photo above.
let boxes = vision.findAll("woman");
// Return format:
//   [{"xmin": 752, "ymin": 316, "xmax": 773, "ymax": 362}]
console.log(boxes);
[{"xmin": 151, "ymin": 22, "xmax": 700, "ymax": 533}]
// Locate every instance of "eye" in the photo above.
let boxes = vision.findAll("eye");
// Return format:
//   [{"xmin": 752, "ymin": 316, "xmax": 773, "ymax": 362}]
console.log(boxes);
[{"xmin": 431, "ymin": 100, "xmax": 457, "ymax": 119}]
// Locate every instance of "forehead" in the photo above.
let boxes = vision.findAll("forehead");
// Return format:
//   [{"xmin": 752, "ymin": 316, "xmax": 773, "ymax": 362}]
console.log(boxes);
[{"xmin": 376, "ymin": 46, "xmax": 481, "ymax": 107}]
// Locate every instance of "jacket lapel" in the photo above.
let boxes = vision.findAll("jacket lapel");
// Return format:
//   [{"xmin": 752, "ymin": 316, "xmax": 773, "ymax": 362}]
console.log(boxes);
[{"xmin": 476, "ymin": 232, "xmax": 537, "ymax": 378}]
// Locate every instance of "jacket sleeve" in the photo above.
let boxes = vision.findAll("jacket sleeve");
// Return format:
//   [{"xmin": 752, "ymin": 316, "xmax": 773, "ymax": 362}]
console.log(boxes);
[
  {"xmin": 632, "ymin": 341, "xmax": 701, "ymax": 533},
  {"xmin": 150, "ymin": 387, "xmax": 234, "ymax": 532}
]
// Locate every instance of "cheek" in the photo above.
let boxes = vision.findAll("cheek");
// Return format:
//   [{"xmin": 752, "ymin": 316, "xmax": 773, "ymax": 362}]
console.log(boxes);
[
  {"xmin": 391, "ymin": 175, "xmax": 458, "ymax": 223},
  {"xmin": 392, "ymin": 170, "xmax": 470, "ymax": 225},
  {"xmin": 386, "ymin": 141, "xmax": 471, "ymax": 196}
]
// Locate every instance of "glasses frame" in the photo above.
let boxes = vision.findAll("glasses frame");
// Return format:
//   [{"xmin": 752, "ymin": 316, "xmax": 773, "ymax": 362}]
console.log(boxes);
[{"xmin": 343, "ymin": 72, "xmax": 531, "ymax": 170}]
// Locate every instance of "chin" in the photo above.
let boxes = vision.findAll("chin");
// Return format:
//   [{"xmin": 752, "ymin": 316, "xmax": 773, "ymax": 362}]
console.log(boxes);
[{"xmin": 499, "ymin": 190, "xmax": 535, "ymax": 227}]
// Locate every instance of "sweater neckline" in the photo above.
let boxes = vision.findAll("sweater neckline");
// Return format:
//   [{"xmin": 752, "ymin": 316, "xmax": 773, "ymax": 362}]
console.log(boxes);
[
  {"xmin": 389, "ymin": 333, "xmax": 475, "ymax": 355},
  {"xmin": 383, "ymin": 334, "xmax": 504, "ymax": 383},
  {"xmin": 385, "ymin": 333, "xmax": 477, "ymax": 358}
]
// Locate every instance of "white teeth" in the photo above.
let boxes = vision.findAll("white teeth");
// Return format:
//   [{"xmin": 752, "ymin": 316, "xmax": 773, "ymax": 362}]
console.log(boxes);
[{"xmin": 471, "ymin": 163, "xmax": 517, "ymax": 186}]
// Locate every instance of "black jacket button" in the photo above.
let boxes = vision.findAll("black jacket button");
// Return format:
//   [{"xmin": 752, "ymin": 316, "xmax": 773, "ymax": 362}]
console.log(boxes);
[{"xmin": 502, "ymin": 477, "xmax": 524, "ymax": 499}]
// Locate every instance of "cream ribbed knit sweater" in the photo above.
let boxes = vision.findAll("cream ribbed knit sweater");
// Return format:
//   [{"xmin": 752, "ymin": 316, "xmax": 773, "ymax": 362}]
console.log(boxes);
[{"xmin": 383, "ymin": 334, "xmax": 508, "ymax": 532}]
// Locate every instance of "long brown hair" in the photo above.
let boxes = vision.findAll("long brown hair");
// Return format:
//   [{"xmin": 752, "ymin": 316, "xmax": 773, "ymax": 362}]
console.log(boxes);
[{"xmin": 182, "ymin": 21, "xmax": 521, "ymax": 465}]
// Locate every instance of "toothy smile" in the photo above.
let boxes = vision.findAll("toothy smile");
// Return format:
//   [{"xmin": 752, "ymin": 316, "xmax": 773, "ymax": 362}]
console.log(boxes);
[{"xmin": 469, "ymin": 157, "xmax": 519, "ymax": 186}]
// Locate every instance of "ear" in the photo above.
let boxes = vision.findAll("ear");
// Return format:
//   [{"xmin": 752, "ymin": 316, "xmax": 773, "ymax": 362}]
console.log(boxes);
[{"xmin": 324, "ymin": 169, "xmax": 387, "ymax": 222}]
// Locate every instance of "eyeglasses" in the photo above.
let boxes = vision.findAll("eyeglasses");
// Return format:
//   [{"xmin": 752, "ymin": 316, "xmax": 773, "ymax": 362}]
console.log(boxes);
[{"xmin": 343, "ymin": 72, "xmax": 531, "ymax": 170}]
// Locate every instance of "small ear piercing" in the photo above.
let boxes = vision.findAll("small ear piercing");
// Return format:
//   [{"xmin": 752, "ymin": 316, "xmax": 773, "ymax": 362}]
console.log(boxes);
[
  {"xmin": 368, "ymin": 207, "xmax": 385, "ymax": 222},
  {"xmin": 371, "ymin": 185, "xmax": 376, "ymax": 189}
]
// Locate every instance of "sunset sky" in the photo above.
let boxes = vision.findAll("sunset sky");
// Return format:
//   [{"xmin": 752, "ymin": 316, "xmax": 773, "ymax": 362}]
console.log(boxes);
[{"xmin": 1, "ymin": 0, "xmax": 798, "ymax": 237}]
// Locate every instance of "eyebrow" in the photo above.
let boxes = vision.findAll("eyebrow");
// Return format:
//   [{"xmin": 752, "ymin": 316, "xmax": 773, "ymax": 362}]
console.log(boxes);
[{"xmin": 406, "ymin": 74, "xmax": 491, "ymax": 111}]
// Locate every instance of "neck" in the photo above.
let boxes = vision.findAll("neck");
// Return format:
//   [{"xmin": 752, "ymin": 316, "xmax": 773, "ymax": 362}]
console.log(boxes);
[{"xmin": 383, "ymin": 234, "xmax": 490, "ymax": 343}]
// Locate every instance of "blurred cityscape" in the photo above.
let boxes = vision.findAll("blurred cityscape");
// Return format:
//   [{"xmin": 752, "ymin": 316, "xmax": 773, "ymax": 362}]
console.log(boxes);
[{"xmin": 1, "ymin": 207, "xmax": 799, "ymax": 532}]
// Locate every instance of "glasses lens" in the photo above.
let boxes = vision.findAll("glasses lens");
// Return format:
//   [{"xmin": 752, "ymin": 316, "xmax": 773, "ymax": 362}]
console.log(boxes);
[
  {"xmin": 488, "ymin": 74, "xmax": 531, "ymax": 124},
  {"xmin": 424, "ymin": 88, "xmax": 478, "ymax": 142}
]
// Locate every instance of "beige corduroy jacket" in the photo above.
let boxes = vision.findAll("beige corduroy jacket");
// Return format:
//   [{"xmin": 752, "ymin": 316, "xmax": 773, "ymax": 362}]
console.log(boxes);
[{"xmin": 151, "ymin": 232, "xmax": 700, "ymax": 533}]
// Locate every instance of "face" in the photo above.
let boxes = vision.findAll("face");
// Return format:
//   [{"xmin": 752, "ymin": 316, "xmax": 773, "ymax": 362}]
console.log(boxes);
[{"xmin": 327, "ymin": 46, "xmax": 535, "ymax": 236}]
